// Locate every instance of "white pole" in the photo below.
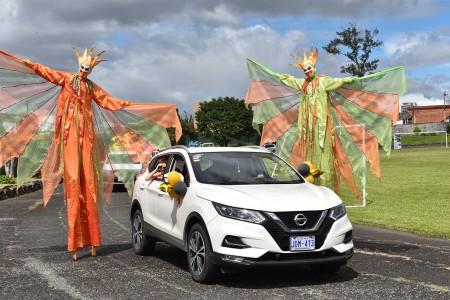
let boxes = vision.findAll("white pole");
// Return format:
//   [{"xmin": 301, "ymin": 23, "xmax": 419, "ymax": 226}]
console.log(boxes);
[
  {"xmin": 444, "ymin": 92, "xmax": 447, "ymax": 123},
  {"xmin": 362, "ymin": 124, "xmax": 366, "ymax": 207}
]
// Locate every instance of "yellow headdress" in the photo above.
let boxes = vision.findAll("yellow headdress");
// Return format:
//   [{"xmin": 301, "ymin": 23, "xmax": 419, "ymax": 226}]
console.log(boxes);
[
  {"xmin": 72, "ymin": 45, "xmax": 106, "ymax": 74},
  {"xmin": 290, "ymin": 45, "xmax": 318, "ymax": 70}
]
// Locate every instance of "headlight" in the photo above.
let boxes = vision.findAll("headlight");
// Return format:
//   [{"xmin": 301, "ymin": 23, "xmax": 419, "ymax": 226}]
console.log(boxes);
[
  {"xmin": 330, "ymin": 203, "xmax": 346, "ymax": 220},
  {"xmin": 213, "ymin": 202, "xmax": 266, "ymax": 224}
]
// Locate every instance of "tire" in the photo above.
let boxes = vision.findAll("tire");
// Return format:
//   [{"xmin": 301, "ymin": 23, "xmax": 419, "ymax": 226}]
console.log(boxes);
[
  {"xmin": 187, "ymin": 224, "xmax": 220, "ymax": 283},
  {"xmin": 132, "ymin": 209, "xmax": 156, "ymax": 256}
]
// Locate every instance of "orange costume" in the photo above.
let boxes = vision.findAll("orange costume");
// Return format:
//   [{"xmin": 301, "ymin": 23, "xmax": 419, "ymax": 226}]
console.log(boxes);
[
  {"xmin": 0, "ymin": 47, "xmax": 181, "ymax": 259},
  {"xmin": 30, "ymin": 62, "xmax": 130, "ymax": 252}
]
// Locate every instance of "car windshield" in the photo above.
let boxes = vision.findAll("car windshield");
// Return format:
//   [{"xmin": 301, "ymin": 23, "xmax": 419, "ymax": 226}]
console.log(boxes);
[{"xmin": 190, "ymin": 151, "xmax": 304, "ymax": 185}]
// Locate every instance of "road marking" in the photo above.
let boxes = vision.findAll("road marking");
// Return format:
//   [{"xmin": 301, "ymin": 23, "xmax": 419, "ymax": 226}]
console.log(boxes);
[
  {"xmin": 292, "ymin": 287, "xmax": 334, "ymax": 299},
  {"xmin": 104, "ymin": 209, "xmax": 129, "ymax": 232},
  {"xmin": 58, "ymin": 204, "xmax": 67, "ymax": 232},
  {"xmin": 28, "ymin": 201, "xmax": 43, "ymax": 210},
  {"xmin": 23, "ymin": 257, "xmax": 88, "ymax": 300},
  {"xmin": 356, "ymin": 249, "xmax": 450, "ymax": 291},
  {"xmin": 109, "ymin": 256, "xmax": 201, "ymax": 297},
  {"xmin": 392, "ymin": 277, "xmax": 450, "ymax": 292},
  {"xmin": 355, "ymin": 249, "xmax": 411, "ymax": 261},
  {"xmin": 355, "ymin": 248, "xmax": 450, "ymax": 270},
  {"xmin": 363, "ymin": 272, "xmax": 449, "ymax": 292},
  {"xmin": 0, "ymin": 217, "xmax": 17, "ymax": 221}
]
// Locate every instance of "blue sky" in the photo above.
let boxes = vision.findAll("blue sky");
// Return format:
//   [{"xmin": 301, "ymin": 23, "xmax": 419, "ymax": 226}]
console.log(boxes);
[{"xmin": 2, "ymin": 0, "xmax": 450, "ymax": 114}]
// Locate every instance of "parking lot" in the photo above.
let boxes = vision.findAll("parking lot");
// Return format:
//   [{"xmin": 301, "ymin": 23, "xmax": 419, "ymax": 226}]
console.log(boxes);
[{"xmin": 0, "ymin": 186, "xmax": 449, "ymax": 299}]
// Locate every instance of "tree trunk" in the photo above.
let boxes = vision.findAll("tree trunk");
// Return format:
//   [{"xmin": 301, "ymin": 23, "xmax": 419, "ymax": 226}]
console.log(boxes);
[{"xmin": 5, "ymin": 158, "xmax": 17, "ymax": 178}]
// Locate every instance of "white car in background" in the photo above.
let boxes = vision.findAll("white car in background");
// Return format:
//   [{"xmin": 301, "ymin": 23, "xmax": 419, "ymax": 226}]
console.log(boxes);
[
  {"xmin": 262, "ymin": 142, "xmax": 276, "ymax": 152},
  {"xmin": 131, "ymin": 146, "xmax": 353, "ymax": 283},
  {"xmin": 107, "ymin": 151, "xmax": 143, "ymax": 185}
]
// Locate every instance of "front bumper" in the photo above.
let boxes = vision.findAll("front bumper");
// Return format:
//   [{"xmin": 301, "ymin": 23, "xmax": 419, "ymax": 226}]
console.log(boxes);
[
  {"xmin": 206, "ymin": 209, "xmax": 354, "ymax": 268},
  {"xmin": 212, "ymin": 248, "xmax": 353, "ymax": 269}
]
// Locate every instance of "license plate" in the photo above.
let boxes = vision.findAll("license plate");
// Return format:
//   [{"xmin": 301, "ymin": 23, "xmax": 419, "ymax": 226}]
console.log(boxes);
[{"xmin": 290, "ymin": 236, "xmax": 315, "ymax": 251}]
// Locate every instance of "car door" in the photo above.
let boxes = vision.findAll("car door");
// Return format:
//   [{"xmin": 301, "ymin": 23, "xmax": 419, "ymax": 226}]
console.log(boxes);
[
  {"xmin": 156, "ymin": 153, "xmax": 190, "ymax": 240},
  {"xmin": 139, "ymin": 154, "xmax": 171, "ymax": 231}
]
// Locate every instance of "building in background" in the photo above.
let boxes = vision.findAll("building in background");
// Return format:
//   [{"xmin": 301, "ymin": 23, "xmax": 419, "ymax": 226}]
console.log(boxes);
[{"xmin": 401, "ymin": 105, "xmax": 449, "ymax": 124}]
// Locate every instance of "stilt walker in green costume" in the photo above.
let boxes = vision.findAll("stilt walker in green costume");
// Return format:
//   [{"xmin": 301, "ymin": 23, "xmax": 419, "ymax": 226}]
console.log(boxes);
[{"xmin": 245, "ymin": 45, "xmax": 407, "ymax": 203}]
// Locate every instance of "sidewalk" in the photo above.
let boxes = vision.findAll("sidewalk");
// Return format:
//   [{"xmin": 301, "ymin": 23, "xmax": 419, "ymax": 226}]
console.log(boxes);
[{"xmin": 0, "ymin": 180, "xmax": 42, "ymax": 201}]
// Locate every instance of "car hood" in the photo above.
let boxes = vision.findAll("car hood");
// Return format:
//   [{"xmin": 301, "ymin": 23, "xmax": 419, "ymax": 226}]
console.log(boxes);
[{"xmin": 195, "ymin": 182, "xmax": 342, "ymax": 212}]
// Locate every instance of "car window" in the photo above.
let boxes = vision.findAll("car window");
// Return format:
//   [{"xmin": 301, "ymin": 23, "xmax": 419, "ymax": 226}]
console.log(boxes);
[
  {"xmin": 190, "ymin": 152, "xmax": 303, "ymax": 185},
  {"xmin": 170, "ymin": 154, "xmax": 190, "ymax": 185}
]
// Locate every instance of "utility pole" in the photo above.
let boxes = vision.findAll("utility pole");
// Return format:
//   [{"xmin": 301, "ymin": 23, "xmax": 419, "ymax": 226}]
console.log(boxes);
[{"xmin": 445, "ymin": 91, "xmax": 448, "ymax": 123}]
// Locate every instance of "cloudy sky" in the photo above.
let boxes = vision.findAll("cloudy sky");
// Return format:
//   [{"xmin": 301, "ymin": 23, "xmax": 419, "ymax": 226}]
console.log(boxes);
[{"xmin": 2, "ymin": 0, "xmax": 450, "ymax": 115}]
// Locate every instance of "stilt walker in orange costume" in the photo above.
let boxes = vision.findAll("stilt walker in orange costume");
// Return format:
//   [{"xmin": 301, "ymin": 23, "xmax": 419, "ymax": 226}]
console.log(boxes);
[{"xmin": 0, "ymin": 46, "xmax": 181, "ymax": 260}]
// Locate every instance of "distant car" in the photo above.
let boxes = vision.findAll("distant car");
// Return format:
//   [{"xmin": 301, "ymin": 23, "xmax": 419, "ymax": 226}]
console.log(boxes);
[
  {"xmin": 262, "ymin": 142, "xmax": 276, "ymax": 152},
  {"xmin": 107, "ymin": 151, "xmax": 143, "ymax": 185},
  {"xmin": 131, "ymin": 146, "xmax": 353, "ymax": 283},
  {"xmin": 200, "ymin": 142, "xmax": 214, "ymax": 147},
  {"xmin": 393, "ymin": 135, "xmax": 402, "ymax": 150},
  {"xmin": 151, "ymin": 150, "xmax": 159, "ymax": 157}
]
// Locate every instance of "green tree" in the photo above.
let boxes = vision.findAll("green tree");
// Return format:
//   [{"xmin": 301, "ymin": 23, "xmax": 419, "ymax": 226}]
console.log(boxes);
[
  {"xmin": 178, "ymin": 110, "xmax": 198, "ymax": 145},
  {"xmin": 323, "ymin": 22, "xmax": 383, "ymax": 77},
  {"xmin": 195, "ymin": 97, "xmax": 254, "ymax": 146},
  {"xmin": 167, "ymin": 110, "xmax": 198, "ymax": 146}
]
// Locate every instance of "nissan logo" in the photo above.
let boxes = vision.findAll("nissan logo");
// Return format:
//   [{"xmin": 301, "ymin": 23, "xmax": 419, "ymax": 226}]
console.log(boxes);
[{"xmin": 294, "ymin": 213, "xmax": 307, "ymax": 226}]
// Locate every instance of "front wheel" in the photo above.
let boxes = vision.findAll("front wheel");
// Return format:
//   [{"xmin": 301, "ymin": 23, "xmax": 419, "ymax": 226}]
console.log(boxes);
[
  {"xmin": 187, "ymin": 224, "xmax": 220, "ymax": 283},
  {"xmin": 132, "ymin": 209, "xmax": 156, "ymax": 256}
]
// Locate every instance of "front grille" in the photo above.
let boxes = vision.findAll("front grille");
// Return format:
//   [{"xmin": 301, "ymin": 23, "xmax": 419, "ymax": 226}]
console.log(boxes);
[
  {"xmin": 274, "ymin": 211, "xmax": 324, "ymax": 230},
  {"xmin": 261, "ymin": 211, "xmax": 335, "ymax": 251}
]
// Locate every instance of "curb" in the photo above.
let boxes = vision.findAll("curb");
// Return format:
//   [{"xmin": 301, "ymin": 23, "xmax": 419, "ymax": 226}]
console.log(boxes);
[{"xmin": 0, "ymin": 181, "xmax": 43, "ymax": 201}]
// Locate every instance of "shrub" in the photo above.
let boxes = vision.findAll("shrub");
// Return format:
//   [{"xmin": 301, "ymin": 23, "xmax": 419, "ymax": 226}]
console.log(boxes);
[
  {"xmin": 0, "ymin": 175, "xmax": 16, "ymax": 184},
  {"xmin": 413, "ymin": 126, "xmax": 421, "ymax": 135}
]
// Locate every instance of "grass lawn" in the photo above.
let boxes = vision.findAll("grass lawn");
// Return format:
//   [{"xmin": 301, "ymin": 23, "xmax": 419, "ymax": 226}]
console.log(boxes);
[{"xmin": 341, "ymin": 147, "xmax": 450, "ymax": 239}]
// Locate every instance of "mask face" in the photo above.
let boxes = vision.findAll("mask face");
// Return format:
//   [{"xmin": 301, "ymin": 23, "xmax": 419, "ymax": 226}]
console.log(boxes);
[
  {"xmin": 79, "ymin": 63, "xmax": 91, "ymax": 73},
  {"xmin": 303, "ymin": 64, "xmax": 315, "ymax": 78}
]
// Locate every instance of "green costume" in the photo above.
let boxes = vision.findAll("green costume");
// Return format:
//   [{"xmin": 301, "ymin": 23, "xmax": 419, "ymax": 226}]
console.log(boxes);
[{"xmin": 245, "ymin": 49, "xmax": 407, "ymax": 202}]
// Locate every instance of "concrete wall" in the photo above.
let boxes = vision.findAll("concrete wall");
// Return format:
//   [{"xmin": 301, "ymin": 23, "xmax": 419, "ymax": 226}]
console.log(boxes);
[{"xmin": 393, "ymin": 122, "xmax": 446, "ymax": 134}]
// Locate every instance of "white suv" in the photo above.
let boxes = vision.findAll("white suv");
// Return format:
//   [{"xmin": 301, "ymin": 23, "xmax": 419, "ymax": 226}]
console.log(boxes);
[{"xmin": 131, "ymin": 146, "xmax": 353, "ymax": 283}]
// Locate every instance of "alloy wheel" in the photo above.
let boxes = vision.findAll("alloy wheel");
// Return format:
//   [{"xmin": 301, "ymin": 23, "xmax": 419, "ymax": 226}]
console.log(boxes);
[
  {"xmin": 189, "ymin": 231, "xmax": 206, "ymax": 275},
  {"xmin": 133, "ymin": 214, "xmax": 143, "ymax": 249}
]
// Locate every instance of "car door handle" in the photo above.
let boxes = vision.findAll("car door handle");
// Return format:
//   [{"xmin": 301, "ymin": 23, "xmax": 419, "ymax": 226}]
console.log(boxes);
[
  {"xmin": 140, "ymin": 182, "xmax": 152, "ymax": 190},
  {"xmin": 157, "ymin": 191, "xmax": 164, "ymax": 197}
]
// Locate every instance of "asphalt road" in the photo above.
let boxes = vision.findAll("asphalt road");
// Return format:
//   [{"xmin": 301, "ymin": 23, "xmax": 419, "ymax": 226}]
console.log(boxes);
[{"xmin": 1, "ymin": 185, "xmax": 449, "ymax": 300}]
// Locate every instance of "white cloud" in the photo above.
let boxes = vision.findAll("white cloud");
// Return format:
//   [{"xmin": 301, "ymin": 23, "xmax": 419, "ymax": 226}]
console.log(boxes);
[
  {"xmin": 401, "ymin": 93, "xmax": 446, "ymax": 107},
  {"xmin": 1, "ymin": 0, "xmax": 450, "ymax": 117},
  {"xmin": 385, "ymin": 33, "xmax": 424, "ymax": 56},
  {"xmin": 197, "ymin": 4, "xmax": 241, "ymax": 26}
]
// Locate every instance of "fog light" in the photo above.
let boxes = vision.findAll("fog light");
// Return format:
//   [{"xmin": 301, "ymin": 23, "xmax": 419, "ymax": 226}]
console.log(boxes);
[
  {"xmin": 343, "ymin": 230, "xmax": 353, "ymax": 243},
  {"xmin": 222, "ymin": 235, "xmax": 250, "ymax": 249},
  {"xmin": 222, "ymin": 255, "xmax": 244, "ymax": 263}
]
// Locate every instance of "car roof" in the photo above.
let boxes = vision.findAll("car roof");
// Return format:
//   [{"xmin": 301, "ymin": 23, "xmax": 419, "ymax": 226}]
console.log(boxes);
[{"xmin": 159, "ymin": 146, "xmax": 271, "ymax": 155}]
